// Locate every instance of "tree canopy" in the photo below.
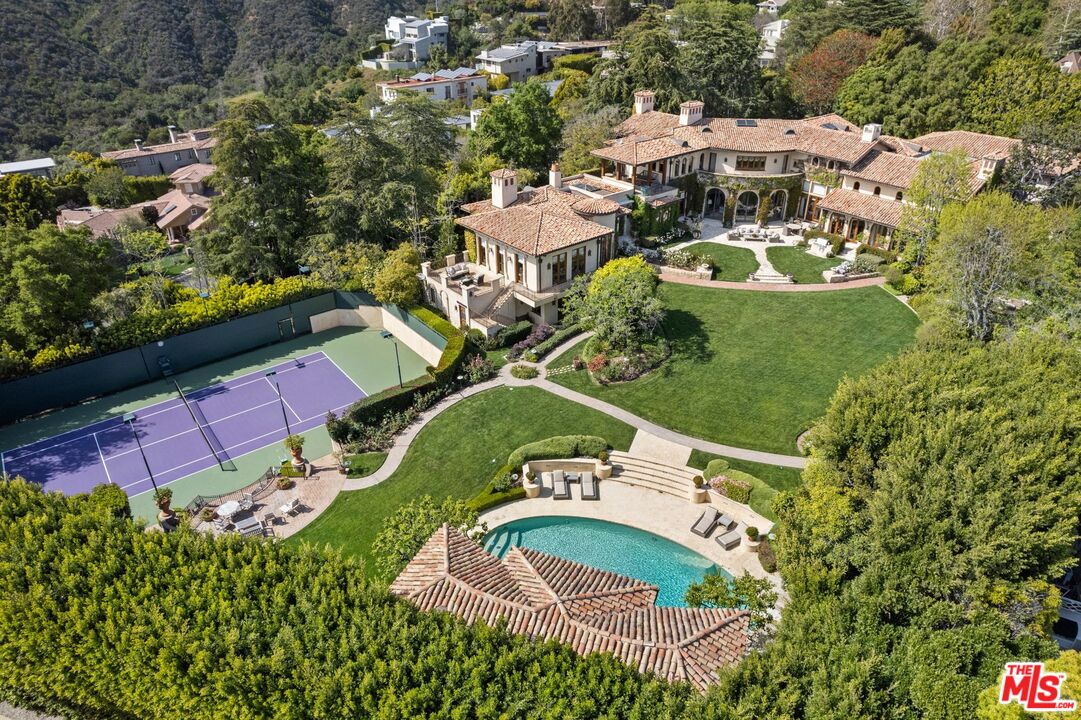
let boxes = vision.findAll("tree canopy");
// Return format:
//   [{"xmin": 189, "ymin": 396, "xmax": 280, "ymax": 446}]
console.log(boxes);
[{"xmin": 471, "ymin": 80, "xmax": 564, "ymax": 175}]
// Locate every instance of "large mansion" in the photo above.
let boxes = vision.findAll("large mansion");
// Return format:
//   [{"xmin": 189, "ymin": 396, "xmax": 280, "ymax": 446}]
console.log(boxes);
[{"xmin": 425, "ymin": 90, "xmax": 1019, "ymax": 336}]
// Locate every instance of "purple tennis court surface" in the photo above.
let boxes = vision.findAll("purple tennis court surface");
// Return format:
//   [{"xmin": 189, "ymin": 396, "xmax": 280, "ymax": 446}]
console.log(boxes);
[{"xmin": 0, "ymin": 352, "xmax": 366, "ymax": 498}]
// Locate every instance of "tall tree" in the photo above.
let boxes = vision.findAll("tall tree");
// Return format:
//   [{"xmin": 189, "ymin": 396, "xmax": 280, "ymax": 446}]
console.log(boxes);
[
  {"xmin": 588, "ymin": 10, "xmax": 684, "ymax": 112},
  {"xmin": 897, "ymin": 148, "xmax": 972, "ymax": 266},
  {"xmin": 548, "ymin": 0, "xmax": 596, "ymax": 40},
  {"xmin": 1001, "ymin": 122, "xmax": 1081, "ymax": 207},
  {"xmin": 603, "ymin": 0, "xmax": 634, "ymax": 33},
  {"xmin": 789, "ymin": 30, "xmax": 877, "ymax": 114},
  {"xmin": 0, "ymin": 173, "xmax": 55, "ymax": 230},
  {"xmin": 196, "ymin": 98, "xmax": 324, "ymax": 280},
  {"xmin": 471, "ymin": 80, "xmax": 563, "ymax": 175},
  {"xmin": 560, "ymin": 107, "xmax": 623, "ymax": 174},
  {"xmin": 844, "ymin": 0, "xmax": 920, "ymax": 34},
  {"xmin": 964, "ymin": 54, "xmax": 1081, "ymax": 136},
  {"xmin": 678, "ymin": 17, "xmax": 763, "ymax": 117}
]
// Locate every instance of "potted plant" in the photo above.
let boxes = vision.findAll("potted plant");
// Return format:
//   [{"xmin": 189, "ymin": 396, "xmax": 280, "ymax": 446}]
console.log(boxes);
[
  {"xmin": 596, "ymin": 450, "xmax": 612, "ymax": 480},
  {"xmin": 284, "ymin": 434, "xmax": 305, "ymax": 468},
  {"xmin": 277, "ymin": 475, "xmax": 294, "ymax": 490},
  {"xmin": 199, "ymin": 506, "xmax": 216, "ymax": 522},
  {"xmin": 333, "ymin": 448, "xmax": 348, "ymax": 474},
  {"xmin": 746, "ymin": 526, "xmax": 761, "ymax": 552},
  {"xmin": 523, "ymin": 469, "xmax": 541, "ymax": 499},
  {"xmin": 154, "ymin": 487, "xmax": 177, "ymax": 529},
  {"xmin": 690, "ymin": 475, "xmax": 709, "ymax": 503}
]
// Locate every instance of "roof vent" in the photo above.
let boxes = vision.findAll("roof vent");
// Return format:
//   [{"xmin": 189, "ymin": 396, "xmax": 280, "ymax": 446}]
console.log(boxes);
[
  {"xmin": 783, "ymin": 128, "xmax": 796, "ymax": 135},
  {"xmin": 701, "ymin": 126, "xmax": 712, "ymax": 133}
]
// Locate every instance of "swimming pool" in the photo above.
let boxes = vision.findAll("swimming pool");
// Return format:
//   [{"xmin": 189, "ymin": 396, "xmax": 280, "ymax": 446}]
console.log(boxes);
[{"xmin": 483, "ymin": 516, "xmax": 729, "ymax": 607}]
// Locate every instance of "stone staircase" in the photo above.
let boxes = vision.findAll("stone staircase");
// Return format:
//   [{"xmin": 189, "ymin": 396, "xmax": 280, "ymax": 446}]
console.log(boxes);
[
  {"xmin": 480, "ymin": 284, "xmax": 516, "ymax": 322},
  {"xmin": 748, "ymin": 269, "xmax": 793, "ymax": 284},
  {"xmin": 607, "ymin": 451, "xmax": 698, "ymax": 501}
]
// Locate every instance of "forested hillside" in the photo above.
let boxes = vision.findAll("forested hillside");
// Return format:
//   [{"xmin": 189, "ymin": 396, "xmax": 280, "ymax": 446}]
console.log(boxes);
[{"xmin": 0, "ymin": 0, "xmax": 405, "ymax": 158}]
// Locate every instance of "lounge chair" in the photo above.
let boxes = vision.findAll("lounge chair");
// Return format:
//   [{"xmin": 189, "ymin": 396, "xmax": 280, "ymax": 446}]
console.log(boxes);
[
  {"xmin": 691, "ymin": 507, "xmax": 719, "ymax": 537},
  {"xmin": 716, "ymin": 522, "xmax": 743, "ymax": 550},
  {"xmin": 581, "ymin": 472, "xmax": 598, "ymax": 501},
  {"xmin": 552, "ymin": 470, "xmax": 571, "ymax": 500},
  {"xmin": 239, "ymin": 493, "xmax": 254, "ymax": 511},
  {"xmin": 446, "ymin": 263, "xmax": 469, "ymax": 279},
  {"xmin": 279, "ymin": 498, "xmax": 301, "ymax": 516}
]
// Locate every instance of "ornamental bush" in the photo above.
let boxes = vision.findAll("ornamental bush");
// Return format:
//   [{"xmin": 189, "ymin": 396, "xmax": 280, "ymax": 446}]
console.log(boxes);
[
  {"xmin": 711, "ymin": 473, "xmax": 753, "ymax": 504},
  {"xmin": 510, "ymin": 364, "xmax": 538, "ymax": 379},
  {"xmin": 523, "ymin": 323, "xmax": 581, "ymax": 362}
]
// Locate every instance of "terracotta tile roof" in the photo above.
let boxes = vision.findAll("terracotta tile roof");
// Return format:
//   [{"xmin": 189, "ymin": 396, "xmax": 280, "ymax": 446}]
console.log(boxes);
[
  {"xmin": 817, "ymin": 188, "xmax": 903, "ymax": 228},
  {"xmin": 913, "ymin": 130, "xmax": 1019, "ymax": 161},
  {"xmin": 154, "ymin": 189, "xmax": 211, "ymax": 228},
  {"xmin": 844, "ymin": 148, "xmax": 925, "ymax": 189},
  {"xmin": 391, "ymin": 525, "xmax": 750, "ymax": 692},
  {"xmin": 491, "ymin": 168, "xmax": 518, "ymax": 179},
  {"xmin": 460, "ymin": 189, "xmax": 536, "ymax": 215},
  {"xmin": 168, "ymin": 163, "xmax": 216, "ymax": 183},
  {"xmin": 456, "ymin": 203, "xmax": 611, "ymax": 255}
]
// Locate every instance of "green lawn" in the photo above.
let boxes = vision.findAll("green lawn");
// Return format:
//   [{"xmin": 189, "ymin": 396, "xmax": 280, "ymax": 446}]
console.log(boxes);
[
  {"xmin": 289, "ymin": 386, "xmax": 637, "ymax": 572},
  {"xmin": 549, "ymin": 283, "xmax": 919, "ymax": 454},
  {"xmin": 765, "ymin": 246, "xmax": 841, "ymax": 284},
  {"xmin": 344, "ymin": 452, "xmax": 387, "ymax": 478},
  {"xmin": 681, "ymin": 242, "xmax": 759, "ymax": 282}
]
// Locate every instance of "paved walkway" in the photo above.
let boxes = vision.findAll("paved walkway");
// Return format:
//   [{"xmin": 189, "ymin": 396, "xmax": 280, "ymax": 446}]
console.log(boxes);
[{"xmin": 628, "ymin": 429, "xmax": 692, "ymax": 466}]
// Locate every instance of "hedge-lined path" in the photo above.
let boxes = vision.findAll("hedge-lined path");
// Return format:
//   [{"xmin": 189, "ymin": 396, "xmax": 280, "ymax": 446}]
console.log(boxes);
[{"xmin": 341, "ymin": 329, "xmax": 804, "ymax": 492}]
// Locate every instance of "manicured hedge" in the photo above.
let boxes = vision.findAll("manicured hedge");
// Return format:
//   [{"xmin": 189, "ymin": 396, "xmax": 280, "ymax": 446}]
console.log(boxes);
[
  {"xmin": 487, "ymin": 320, "xmax": 532, "ymax": 350},
  {"xmin": 523, "ymin": 324, "xmax": 582, "ymax": 362},
  {"xmin": 468, "ymin": 435, "xmax": 610, "ymax": 512},
  {"xmin": 0, "ymin": 479, "xmax": 697, "ymax": 718},
  {"xmin": 856, "ymin": 243, "xmax": 899, "ymax": 262}
]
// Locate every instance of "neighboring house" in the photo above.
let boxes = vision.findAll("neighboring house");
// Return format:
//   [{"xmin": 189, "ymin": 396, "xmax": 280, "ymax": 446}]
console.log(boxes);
[
  {"xmin": 1056, "ymin": 51, "xmax": 1080, "ymax": 74},
  {"xmin": 378, "ymin": 68, "xmax": 488, "ymax": 106},
  {"xmin": 475, "ymin": 40, "xmax": 610, "ymax": 82},
  {"xmin": 423, "ymin": 164, "xmax": 627, "ymax": 333},
  {"xmin": 384, "ymin": 15, "xmax": 449, "ymax": 63},
  {"xmin": 391, "ymin": 525, "xmax": 750, "ymax": 693},
  {"xmin": 0, "ymin": 157, "xmax": 56, "ymax": 178},
  {"xmin": 758, "ymin": 18, "xmax": 790, "ymax": 67},
  {"xmin": 101, "ymin": 127, "xmax": 216, "ymax": 177},
  {"xmin": 588, "ymin": 90, "xmax": 1017, "ymax": 247},
  {"xmin": 57, "ymin": 163, "xmax": 216, "ymax": 243},
  {"xmin": 756, "ymin": 0, "xmax": 788, "ymax": 12}
]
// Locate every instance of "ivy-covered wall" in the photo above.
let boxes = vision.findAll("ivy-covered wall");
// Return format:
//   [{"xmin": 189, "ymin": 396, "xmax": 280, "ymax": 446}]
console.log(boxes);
[{"xmin": 696, "ymin": 172, "xmax": 803, "ymax": 226}]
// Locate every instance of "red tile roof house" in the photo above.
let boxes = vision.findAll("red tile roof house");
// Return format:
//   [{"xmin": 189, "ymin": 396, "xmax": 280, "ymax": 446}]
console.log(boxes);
[
  {"xmin": 391, "ymin": 525, "xmax": 750, "ymax": 692},
  {"xmin": 422, "ymin": 164, "xmax": 627, "ymax": 336},
  {"xmin": 587, "ymin": 90, "xmax": 1017, "ymax": 249}
]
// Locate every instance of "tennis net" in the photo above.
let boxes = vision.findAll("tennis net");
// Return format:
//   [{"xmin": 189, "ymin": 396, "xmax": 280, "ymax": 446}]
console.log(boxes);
[{"xmin": 173, "ymin": 381, "xmax": 235, "ymax": 471}]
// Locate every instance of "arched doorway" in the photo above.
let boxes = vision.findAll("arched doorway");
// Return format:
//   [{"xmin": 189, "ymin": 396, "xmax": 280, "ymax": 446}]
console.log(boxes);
[
  {"xmin": 769, "ymin": 190, "xmax": 787, "ymax": 221},
  {"xmin": 735, "ymin": 191, "xmax": 759, "ymax": 223},
  {"xmin": 703, "ymin": 187, "xmax": 726, "ymax": 217}
]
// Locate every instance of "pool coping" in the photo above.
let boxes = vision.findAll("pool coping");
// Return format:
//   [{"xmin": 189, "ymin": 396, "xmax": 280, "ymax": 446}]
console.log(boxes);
[{"xmin": 478, "ymin": 480, "xmax": 787, "ymax": 608}]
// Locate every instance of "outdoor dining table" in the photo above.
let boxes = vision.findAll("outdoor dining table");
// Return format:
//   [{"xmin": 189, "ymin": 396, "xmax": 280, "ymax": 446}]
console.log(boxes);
[{"xmin": 216, "ymin": 500, "xmax": 241, "ymax": 519}]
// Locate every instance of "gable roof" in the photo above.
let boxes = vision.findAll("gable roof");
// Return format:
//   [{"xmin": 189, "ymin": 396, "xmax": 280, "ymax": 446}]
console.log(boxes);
[
  {"xmin": 168, "ymin": 163, "xmax": 216, "ymax": 184},
  {"xmin": 912, "ymin": 130, "xmax": 1019, "ymax": 161},
  {"xmin": 844, "ymin": 148, "xmax": 925, "ymax": 189},
  {"xmin": 390, "ymin": 525, "xmax": 749, "ymax": 692},
  {"xmin": 817, "ymin": 188, "xmax": 904, "ymax": 228},
  {"xmin": 102, "ymin": 134, "xmax": 217, "ymax": 161}
]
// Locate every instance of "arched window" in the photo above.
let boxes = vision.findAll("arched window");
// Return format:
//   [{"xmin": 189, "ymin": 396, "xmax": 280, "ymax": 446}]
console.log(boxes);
[
  {"xmin": 873, "ymin": 186, "xmax": 881, "ymax": 196},
  {"xmin": 812, "ymin": 157, "xmax": 820, "ymax": 166},
  {"xmin": 827, "ymin": 160, "xmax": 835, "ymax": 170},
  {"xmin": 852, "ymin": 181, "xmax": 861, "ymax": 191},
  {"xmin": 895, "ymin": 191, "xmax": 903, "ymax": 201}
]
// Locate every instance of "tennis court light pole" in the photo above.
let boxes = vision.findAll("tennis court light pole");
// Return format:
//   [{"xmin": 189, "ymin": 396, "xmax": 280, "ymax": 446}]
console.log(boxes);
[
  {"xmin": 381, "ymin": 330, "xmax": 403, "ymax": 388},
  {"xmin": 264, "ymin": 370, "xmax": 292, "ymax": 436},
  {"xmin": 122, "ymin": 413, "xmax": 159, "ymax": 494}
]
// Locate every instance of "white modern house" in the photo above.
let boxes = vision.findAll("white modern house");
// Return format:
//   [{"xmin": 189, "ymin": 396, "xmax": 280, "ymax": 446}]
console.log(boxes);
[
  {"xmin": 384, "ymin": 16, "xmax": 449, "ymax": 63},
  {"xmin": 378, "ymin": 68, "xmax": 488, "ymax": 106},
  {"xmin": 0, "ymin": 157, "xmax": 56, "ymax": 178},
  {"xmin": 475, "ymin": 40, "xmax": 609, "ymax": 82},
  {"xmin": 422, "ymin": 166, "xmax": 627, "ymax": 333},
  {"xmin": 758, "ymin": 18, "xmax": 790, "ymax": 66}
]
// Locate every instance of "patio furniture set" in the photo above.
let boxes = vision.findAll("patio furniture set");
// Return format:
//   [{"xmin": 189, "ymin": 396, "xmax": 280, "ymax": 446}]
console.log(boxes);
[
  {"xmin": 690, "ymin": 506, "xmax": 745, "ymax": 550},
  {"xmin": 545, "ymin": 469, "xmax": 599, "ymax": 501},
  {"xmin": 446, "ymin": 262, "xmax": 484, "ymax": 288},
  {"xmin": 211, "ymin": 493, "xmax": 304, "ymax": 537},
  {"xmin": 730, "ymin": 226, "xmax": 784, "ymax": 243}
]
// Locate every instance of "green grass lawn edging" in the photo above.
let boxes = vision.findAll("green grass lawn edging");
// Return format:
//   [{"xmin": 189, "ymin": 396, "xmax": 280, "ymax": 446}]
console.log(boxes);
[
  {"xmin": 344, "ymin": 452, "xmax": 387, "ymax": 479},
  {"xmin": 765, "ymin": 246, "xmax": 841, "ymax": 284},
  {"xmin": 680, "ymin": 242, "xmax": 759, "ymax": 282},
  {"xmin": 289, "ymin": 386, "xmax": 637, "ymax": 573},
  {"xmin": 548, "ymin": 283, "xmax": 919, "ymax": 454}
]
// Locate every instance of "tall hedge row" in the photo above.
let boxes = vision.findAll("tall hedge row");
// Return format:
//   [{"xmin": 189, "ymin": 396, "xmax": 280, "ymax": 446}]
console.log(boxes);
[{"xmin": 0, "ymin": 480, "xmax": 703, "ymax": 719}]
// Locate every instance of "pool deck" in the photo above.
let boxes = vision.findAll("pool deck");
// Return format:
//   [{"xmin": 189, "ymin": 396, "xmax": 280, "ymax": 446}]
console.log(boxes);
[{"xmin": 479, "ymin": 480, "xmax": 787, "ymax": 606}]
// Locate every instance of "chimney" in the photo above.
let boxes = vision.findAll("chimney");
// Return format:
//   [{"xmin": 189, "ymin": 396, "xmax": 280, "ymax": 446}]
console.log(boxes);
[
  {"xmin": 978, "ymin": 155, "xmax": 1000, "ymax": 180},
  {"xmin": 134, "ymin": 139, "xmax": 144, "ymax": 151},
  {"xmin": 549, "ymin": 162, "xmax": 561, "ymax": 188},
  {"xmin": 491, "ymin": 169, "xmax": 518, "ymax": 209},
  {"xmin": 633, "ymin": 90, "xmax": 655, "ymax": 115},
  {"xmin": 679, "ymin": 100, "xmax": 704, "ymax": 127},
  {"xmin": 168, "ymin": 125, "xmax": 178, "ymax": 143},
  {"xmin": 861, "ymin": 123, "xmax": 882, "ymax": 143}
]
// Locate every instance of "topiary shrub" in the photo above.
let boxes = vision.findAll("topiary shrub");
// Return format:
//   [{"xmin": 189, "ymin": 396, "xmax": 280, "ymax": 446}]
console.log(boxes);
[
  {"xmin": 704, "ymin": 458, "xmax": 730, "ymax": 480},
  {"xmin": 510, "ymin": 364, "xmax": 538, "ymax": 380},
  {"xmin": 758, "ymin": 537, "xmax": 777, "ymax": 572},
  {"xmin": 506, "ymin": 435, "xmax": 609, "ymax": 469}
]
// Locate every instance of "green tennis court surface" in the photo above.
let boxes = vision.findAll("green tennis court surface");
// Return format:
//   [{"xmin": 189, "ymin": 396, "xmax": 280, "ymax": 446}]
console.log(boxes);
[{"xmin": 0, "ymin": 326, "xmax": 429, "ymax": 521}]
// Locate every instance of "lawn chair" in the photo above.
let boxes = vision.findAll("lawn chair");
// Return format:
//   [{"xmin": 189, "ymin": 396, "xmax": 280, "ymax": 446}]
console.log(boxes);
[
  {"xmin": 716, "ymin": 522, "xmax": 744, "ymax": 550},
  {"xmin": 239, "ymin": 493, "xmax": 254, "ymax": 511},
  {"xmin": 691, "ymin": 507, "xmax": 720, "ymax": 537},
  {"xmin": 581, "ymin": 472, "xmax": 598, "ymax": 501},
  {"xmin": 262, "ymin": 511, "xmax": 276, "ymax": 527},
  {"xmin": 279, "ymin": 498, "xmax": 301, "ymax": 516},
  {"xmin": 552, "ymin": 470, "xmax": 571, "ymax": 500}
]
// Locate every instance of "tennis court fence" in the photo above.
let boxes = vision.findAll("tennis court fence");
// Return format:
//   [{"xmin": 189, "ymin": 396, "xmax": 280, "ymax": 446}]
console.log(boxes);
[{"xmin": 182, "ymin": 464, "xmax": 279, "ymax": 517}]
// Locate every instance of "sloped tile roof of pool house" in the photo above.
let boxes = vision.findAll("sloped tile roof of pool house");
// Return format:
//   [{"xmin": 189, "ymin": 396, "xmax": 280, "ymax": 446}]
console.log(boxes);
[{"xmin": 390, "ymin": 525, "xmax": 750, "ymax": 691}]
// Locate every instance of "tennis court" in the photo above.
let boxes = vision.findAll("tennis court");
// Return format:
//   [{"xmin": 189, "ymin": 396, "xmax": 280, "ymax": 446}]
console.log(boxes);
[{"xmin": 1, "ymin": 351, "xmax": 366, "ymax": 498}]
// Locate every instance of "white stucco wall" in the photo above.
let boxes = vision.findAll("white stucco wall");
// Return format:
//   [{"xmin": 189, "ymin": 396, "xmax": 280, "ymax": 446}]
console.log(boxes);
[{"xmin": 309, "ymin": 307, "xmax": 443, "ymax": 366}]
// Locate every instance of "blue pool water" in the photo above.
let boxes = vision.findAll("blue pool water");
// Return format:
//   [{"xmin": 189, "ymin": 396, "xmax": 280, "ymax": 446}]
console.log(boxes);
[{"xmin": 483, "ymin": 516, "xmax": 729, "ymax": 607}]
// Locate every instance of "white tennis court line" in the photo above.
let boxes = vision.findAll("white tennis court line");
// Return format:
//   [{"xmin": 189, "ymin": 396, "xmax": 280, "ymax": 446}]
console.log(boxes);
[
  {"xmin": 4, "ymin": 356, "xmax": 333, "ymax": 461},
  {"xmin": 124, "ymin": 399, "xmax": 359, "ymax": 497},
  {"xmin": 322, "ymin": 354, "xmax": 368, "ymax": 397},
  {"xmin": 263, "ymin": 376, "xmax": 303, "ymax": 423},
  {"xmin": 92, "ymin": 432, "xmax": 113, "ymax": 485}
]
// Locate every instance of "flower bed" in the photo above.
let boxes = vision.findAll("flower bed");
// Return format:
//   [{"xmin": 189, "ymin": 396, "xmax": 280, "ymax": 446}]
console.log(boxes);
[{"xmin": 577, "ymin": 336, "xmax": 670, "ymax": 385}]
